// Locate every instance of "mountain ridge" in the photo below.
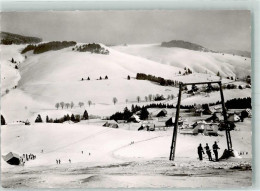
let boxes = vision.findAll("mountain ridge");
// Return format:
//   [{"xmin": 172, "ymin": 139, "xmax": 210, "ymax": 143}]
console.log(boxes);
[
  {"xmin": 161, "ymin": 40, "xmax": 212, "ymax": 52},
  {"xmin": 0, "ymin": 31, "xmax": 42, "ymax": 45}
]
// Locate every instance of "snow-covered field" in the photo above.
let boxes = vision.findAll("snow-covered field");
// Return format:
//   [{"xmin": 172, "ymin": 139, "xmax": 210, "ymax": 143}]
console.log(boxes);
[
  {"xmin": 1, "ymin": 44, "xmax": 251, "ymax": 122},
  {"xmin": 1, "ymin": 118, "xmax": 252, "ymax": 188},
  {"xmin": 1, "ymin": 43, "xmax": 252, "ymax": 188}
]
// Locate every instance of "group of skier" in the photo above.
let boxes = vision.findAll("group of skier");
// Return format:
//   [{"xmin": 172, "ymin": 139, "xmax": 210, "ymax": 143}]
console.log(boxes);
[
  {"xmin": 22, "ymin": 153, "xmax": 36, "ymax": 161},
  {"xmin": 56, "ymin": 159, "xmax": 73, "ymax": 164},
  {"xmin": 198, "ymin": 141, "xmax": 220, "ymax": 161},
  {"xmin": 82, "ymin": 151, "xmax": 91, "ymax": 155},
  {"xmin": 20, "ymin": 153, "xmax": 37, "ymax": 165},
  {"xmin": 55, "ymin": 151, "xmax": 91, "ymax": 165}
]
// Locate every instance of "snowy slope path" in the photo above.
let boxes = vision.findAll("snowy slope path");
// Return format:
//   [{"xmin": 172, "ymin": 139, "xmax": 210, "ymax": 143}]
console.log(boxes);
[
  {"xmin": 110, "ymin": 133, "xmax": 171, "ymax": 161},
  {"xmin": 44, "ymin": 128, "xmax": 114, "ymax": 154}
]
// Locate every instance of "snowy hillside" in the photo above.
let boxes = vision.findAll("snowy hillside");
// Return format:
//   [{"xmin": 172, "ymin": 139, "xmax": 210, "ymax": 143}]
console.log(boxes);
[
  {"xmin": 113, "ymin": 44, "xmax": 251, "ymax": 79},
  {"xmin": 1, "ymin": 42, "xmax": 252, "ymax": 188},
  {"xmin": 1, "ymin": 43, "xmax": 251, "ymax": 123},
  {"xmin": 0, "ymin": 45, "xmax": 25, "ymax": 95}
]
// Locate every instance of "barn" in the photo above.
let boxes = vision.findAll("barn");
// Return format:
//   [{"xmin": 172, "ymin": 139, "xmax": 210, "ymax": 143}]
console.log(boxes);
[
  {"xmin": 2, "ymin": 152, "xmax": 21, "ymax": 165},
  {"xmin": 165, "ymin": 116, "xmax": 183, "ymax": 127},
  {"xmin": 103, "ymin": 121, "xmax": 119, "ymax": 128},
  {"xmin": 205, "ymin": 113, "xmax": 220, "ymax": 123},
  {"xmin": 156, "ymin": 109, "xmax": 167, "ymax": 117},
  {"xmin": 227, "ymin": 113, "xmax": 240, "ymax": 122},
  {"xmin": 127, "ymin": 114, "xmax": 141, "ymax": 123}
]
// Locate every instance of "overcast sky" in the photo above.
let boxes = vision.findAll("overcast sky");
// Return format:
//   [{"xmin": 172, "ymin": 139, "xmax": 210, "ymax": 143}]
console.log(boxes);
[{"xmin": 1, "ymin": 10, "xmax": 251, "ymax": 51}]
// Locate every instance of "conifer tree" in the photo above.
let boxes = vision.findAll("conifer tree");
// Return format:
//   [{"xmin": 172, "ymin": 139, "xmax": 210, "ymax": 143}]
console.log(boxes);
[
  {"xmin": 140, "ymin": 107, "xmax": 149, "ymax": 120},
  {"xmin": 123, "ymin": 107, "xmax": 132, "ymax": 120},
  {"xmin": 1, "ymin": 115, "xmax": 6, "ymax": 125},
  {"xmin": 83, "ymin": 110, "xmax": 89, "ymax": 120},
  {"xmin": 131, "ymin": 104, "xmax": 135, "ymax": 113},
  {"xmin": 71, "ymin": 114, "xmax": 75, "ymax": 122},
  {"xmin": 35, "ymin": 114, "xmax": 43, "ymax": 123}
]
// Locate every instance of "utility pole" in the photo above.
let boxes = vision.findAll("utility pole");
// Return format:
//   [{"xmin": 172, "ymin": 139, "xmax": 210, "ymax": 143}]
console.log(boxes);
[
  {"xmin": 169, "ymin": 83, "xmax": 182, "ymax": 161},
  {"xmin": 218, "ymin": 81, "xmax": 232, "ymax": 152}
]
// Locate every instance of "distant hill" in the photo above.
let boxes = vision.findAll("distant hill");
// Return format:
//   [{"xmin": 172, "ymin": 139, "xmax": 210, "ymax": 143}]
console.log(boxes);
[
  {"xmin": 220, "ymin": 49, "xmax": 251, "ymax": 58},
  {"xmin": 161, "ymin": 40, "xmax": 211, "ymax": 52},
  {"xmin": 113, "ymin": 44, "xmax": 251, "ymax": 79},
  {"xmin": 0, "ymin": 31, "xmax": 42, "ymax": 45}
]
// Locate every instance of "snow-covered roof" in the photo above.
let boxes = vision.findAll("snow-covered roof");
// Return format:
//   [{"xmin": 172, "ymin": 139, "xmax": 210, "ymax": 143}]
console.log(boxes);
[{"xmin": 2, "ymin": 152, "xmax": 20, "ymax": 162}]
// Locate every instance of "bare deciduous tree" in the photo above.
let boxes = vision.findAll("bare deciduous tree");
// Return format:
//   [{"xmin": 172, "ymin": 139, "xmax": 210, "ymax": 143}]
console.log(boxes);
[
  {"xmin": 65, "ymin": 103, "xmax": 70, "ymax": 109},
  {"xmin": 78, "ymin": 102, "xmax": 84, "ymax": 108},
  {"xmin": 55, "ymin": 103, "xmax": 60, "ymax": 109},
  {"xmin": 88, "ymin": 100, "xmax": 92, "ymax": 107},
  {"xmin": 148, "ymin": 94, "xmax": 153, "ymax": 102},
  {"xmin": 113, "ymin": 97, "xmax": 118, "ymax": 105},
  {"xmin": 60, "ymin": 102, "xmax": 65, "ymax": 109},
  {"xmin": 70, "ymin": 101, "xmax": 74, "ymax": 109}
]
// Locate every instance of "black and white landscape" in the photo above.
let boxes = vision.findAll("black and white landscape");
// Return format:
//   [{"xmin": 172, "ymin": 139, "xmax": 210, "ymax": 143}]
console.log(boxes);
[{"xmin": 0, "ymin": 11, "xmax": 252, "ymax": 188}]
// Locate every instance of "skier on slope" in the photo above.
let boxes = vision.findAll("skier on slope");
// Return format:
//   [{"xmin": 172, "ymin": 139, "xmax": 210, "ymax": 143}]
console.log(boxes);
[
  {"xmin": 197, "ymin": 143, "xmax": 205, "ymax": 161},
  {"xmin": 204, "ymin": 143, "xmax": 213, "ymax": 161},
  {"xmin": 213, "ymin": 141, "xmax": 220, "ymax": 161}
]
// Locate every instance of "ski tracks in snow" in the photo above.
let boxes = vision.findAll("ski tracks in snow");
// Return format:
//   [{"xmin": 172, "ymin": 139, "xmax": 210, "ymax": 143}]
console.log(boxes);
[{"xmin": 110, "ymin": 133, "xmax": 171, "ymax": 160}]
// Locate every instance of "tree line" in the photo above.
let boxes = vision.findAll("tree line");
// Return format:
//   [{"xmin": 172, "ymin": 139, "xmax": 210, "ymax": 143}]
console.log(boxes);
[
  {"xmin": 110, "ymin": 106, "xmax": 149, "ymax": 121},
  {"xmin": 180, "ymin": 97, "xmax": 251, "ymax": 110},
  {"xmin": 110, "ymin": 103, "xmax": 176, "ymax": 122},
  {"xmin": 21, "ymin": 41, "xmax": 77, "ymax": 54},
  {"xmin": 55, "ymin": 101, "xmax": 92, "ymax": 109},
  {"xmin": 0, "ymin": 31, "xmax": 42, "ymax": 45},
  {"xmin": 109, "ymin": 97, "xmax": 251, "ymax": 122},
  {"xmin": 225, "ymin": 97, "xmax": 251, "ymax": 109},
  {"xmin": 35, "ymin": 110, "xmax": 89, "ymax": 123},
  {"xmin": 73, "ymin": 43, "xmax": 109, "ymax": 55},
  {"xmin": 136, "ymin": 73, "xmax": 181, "ymax": 86}
]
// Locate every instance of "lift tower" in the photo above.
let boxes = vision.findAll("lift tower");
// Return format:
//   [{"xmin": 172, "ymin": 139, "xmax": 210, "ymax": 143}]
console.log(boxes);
[{"xmin": 169, "ymin": 81, "xmax": 233, "ymax": 161}]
